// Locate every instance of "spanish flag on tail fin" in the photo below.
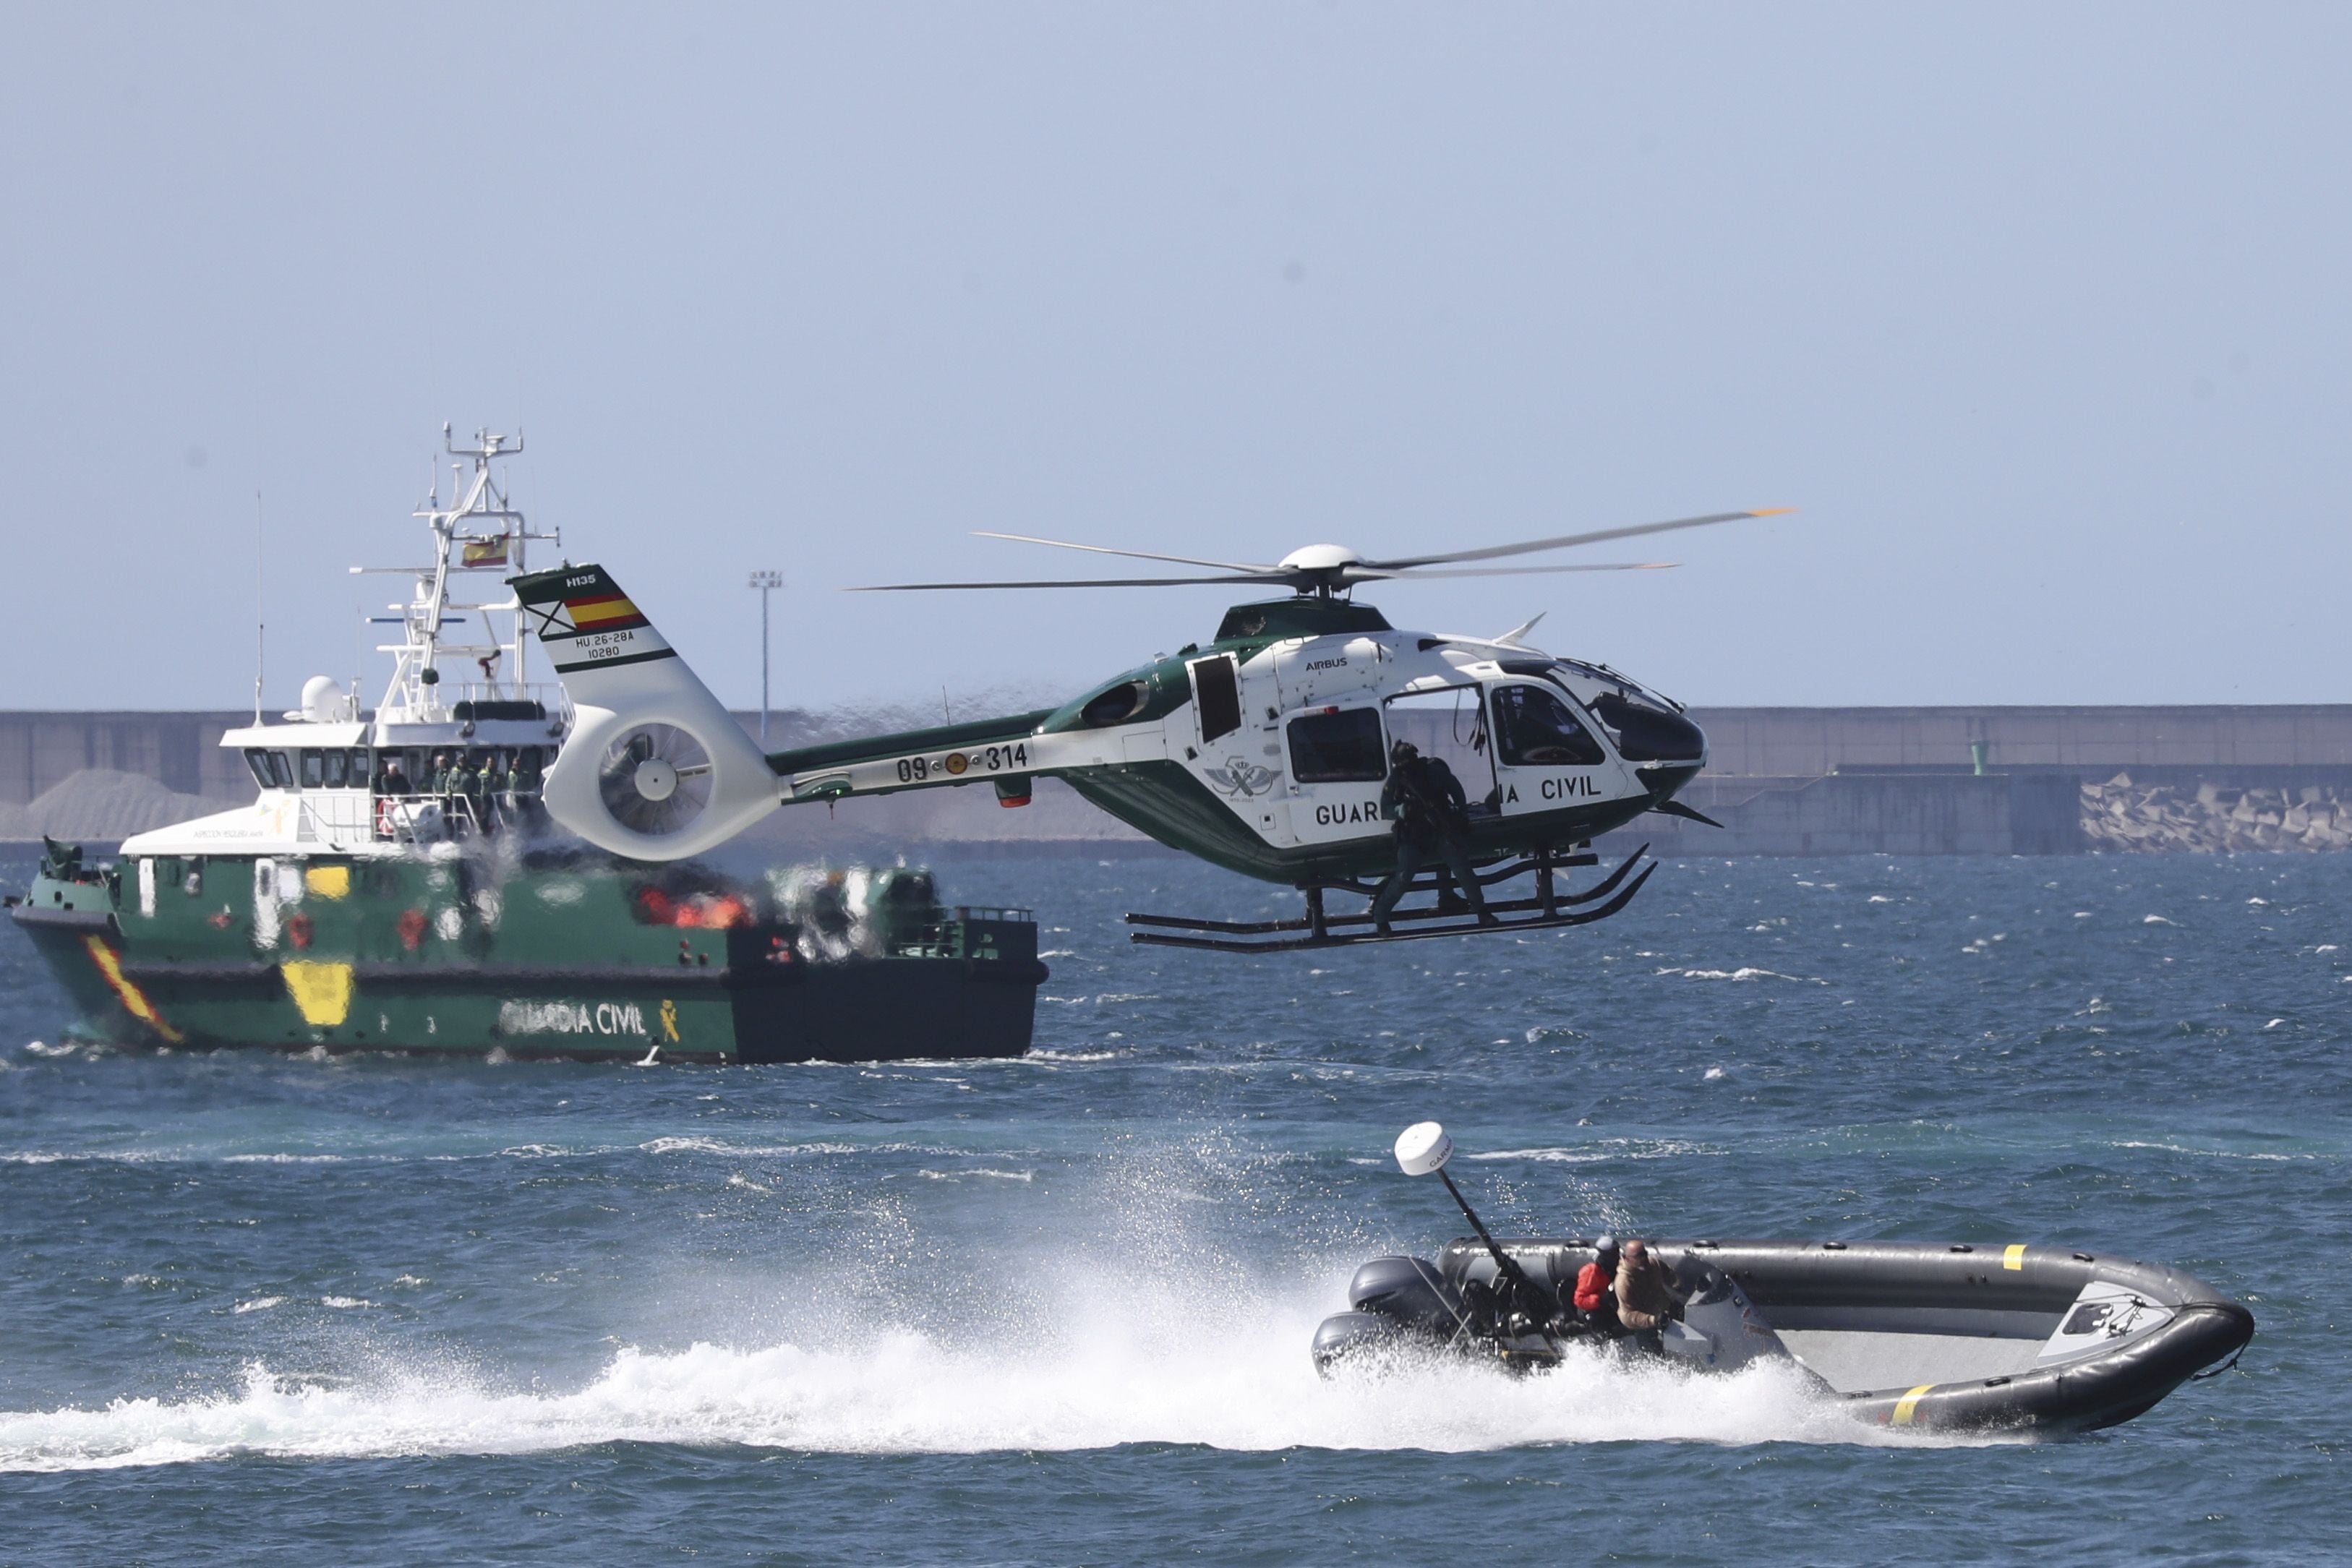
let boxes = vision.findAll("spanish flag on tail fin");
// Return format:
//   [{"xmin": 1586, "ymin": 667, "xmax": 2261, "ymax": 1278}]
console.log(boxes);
[{"xmin": 511, "ymin": 565, "xmax": 674, "ymax": 673}]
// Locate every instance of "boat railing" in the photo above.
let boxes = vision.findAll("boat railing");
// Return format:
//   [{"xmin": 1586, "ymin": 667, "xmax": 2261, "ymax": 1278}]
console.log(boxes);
[
  {"xmin": 294, "ymin": 791, "xmax": 383, "ymax": 851},
  {"xmin": 354, "ymin": 792, "xmax": 531, "ymax": 846},
  {"xmin": 388, "ymin": 681, "xmax": 573, "ymax": 726},
  {"xmin": 886, "ymin": 907, "xmax": 1038, "ymax": 959}
]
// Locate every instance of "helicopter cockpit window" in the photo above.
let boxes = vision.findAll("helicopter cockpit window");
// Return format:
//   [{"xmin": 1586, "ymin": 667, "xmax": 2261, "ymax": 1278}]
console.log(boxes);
[
  {"xmin": 1287, "ymin": 707, "xmax": 1387, "ymax": 783},
  {"xmin": 1080, "ymin": 680, "xmax": 1153, "ymax": 729},
  {"xmin": 1492, "ymin": 683, "xmax": 1607, "ymax": 768}
]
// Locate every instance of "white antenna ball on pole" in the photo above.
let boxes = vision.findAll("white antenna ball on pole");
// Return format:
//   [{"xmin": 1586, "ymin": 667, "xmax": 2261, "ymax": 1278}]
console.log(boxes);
[{"xmin": 1395, "ymin": 1121, "xmax": 1453, "ymax": 1176}]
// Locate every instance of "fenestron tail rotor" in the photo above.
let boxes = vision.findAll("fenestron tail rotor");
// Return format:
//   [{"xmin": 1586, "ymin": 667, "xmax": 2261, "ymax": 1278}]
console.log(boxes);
[
  {"xmin": 847, "ymin": 507, "xmax": 1793, "ymax": 597},
  {"xmin": 597, "ymin": 723, "xmax": 715, "ymax": 837}
]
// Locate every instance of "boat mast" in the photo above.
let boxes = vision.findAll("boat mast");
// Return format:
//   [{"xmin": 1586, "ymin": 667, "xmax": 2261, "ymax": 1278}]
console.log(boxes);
[{"xmin": 350, "ymin": 426, "xmax": 563, "ymax": 727}]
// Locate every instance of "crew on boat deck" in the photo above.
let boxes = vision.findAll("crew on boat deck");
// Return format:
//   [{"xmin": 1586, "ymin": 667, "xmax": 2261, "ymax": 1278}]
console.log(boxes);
[
  {"xmin": 463, "ymin": 752, "xmax": 487, "ymax": 832},
  {"xmin": 1614, "ymin": 1238, "xmax": 1686, "ymax": 1350},
  {"xmin": 1371, "ymin": 739, "xmax": 1494, "ymax": 934},
  {"xmin": 376, "ymin": 755, "xmax": 412, "ymax": 797},
  {"xmin": 1572, "ymin": 1235, "xmax": 1624, "ymax": 1334}
]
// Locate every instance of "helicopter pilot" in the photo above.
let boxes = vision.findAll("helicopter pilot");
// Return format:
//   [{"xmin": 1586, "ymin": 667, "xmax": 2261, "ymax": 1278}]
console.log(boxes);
[{"xmin": 1370, "ymin": 739, "xmax": 1495, "ymax": 934}]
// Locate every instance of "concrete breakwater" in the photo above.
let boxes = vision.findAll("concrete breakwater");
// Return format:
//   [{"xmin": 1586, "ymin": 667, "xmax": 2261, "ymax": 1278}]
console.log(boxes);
[{"xmin": 2081, "ymin": 775, "xmax": 2352, "ymax": 852}]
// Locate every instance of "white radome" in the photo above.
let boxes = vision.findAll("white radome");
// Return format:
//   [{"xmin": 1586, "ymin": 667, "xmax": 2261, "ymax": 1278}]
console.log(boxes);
[{"xmin": 1394, "ymin": 1121, "xmax": 1453, "ymax": 1176}]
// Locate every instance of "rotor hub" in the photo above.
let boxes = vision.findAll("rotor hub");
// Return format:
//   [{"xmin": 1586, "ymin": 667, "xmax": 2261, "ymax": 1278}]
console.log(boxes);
[
  {"xmin": 633, "ymin": 758, "xmax": 679, "ymax": 802},
  {"xmin": 1275, "ymin": 543, "xmax": 1362, "ymax": 573}
]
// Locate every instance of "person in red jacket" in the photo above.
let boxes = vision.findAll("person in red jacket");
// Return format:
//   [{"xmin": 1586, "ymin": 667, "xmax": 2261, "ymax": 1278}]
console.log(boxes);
[{"xmin": 1570, "ymin": 1235, "xmax": 1624, "ymax": 1334}]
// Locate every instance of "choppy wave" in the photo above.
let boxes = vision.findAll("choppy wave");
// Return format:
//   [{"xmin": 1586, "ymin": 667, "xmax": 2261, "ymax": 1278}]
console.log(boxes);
[
  {"xmin": 1656, "ymin": 967, "xmax": 1828, "ymax": 984},
  {"xmin": 1466, "ymin": 1139, "xmax": 1724, "ymax": 1165}
]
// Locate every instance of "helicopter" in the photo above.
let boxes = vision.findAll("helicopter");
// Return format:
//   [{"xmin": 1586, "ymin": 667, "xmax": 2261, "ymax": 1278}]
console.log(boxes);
[{"xmin": 507, "ymin": 506, "xmax": 1789, "ymax": 951}]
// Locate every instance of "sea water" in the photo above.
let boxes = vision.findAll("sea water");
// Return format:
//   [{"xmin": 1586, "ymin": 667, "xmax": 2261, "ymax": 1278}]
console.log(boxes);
[{"xmin": 0, "ymin": 851, "xmax": 2343, "ymax": 1564}]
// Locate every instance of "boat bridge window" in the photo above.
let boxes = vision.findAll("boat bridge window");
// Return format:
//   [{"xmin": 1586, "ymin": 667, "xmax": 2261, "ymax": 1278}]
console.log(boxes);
[
  {"xmin": 1287, "ymin": 707, "xmax": 1387, "ymax": 783},
  {"xmin": 1492, "ymin": 683, "xmax": 1607, "ymax": 768},
  {"xmin": 246, "ymin": 750, "xmax": 296, "ymax": 789},
  {"xmin": 348, "ymin": 748, "xmax": 370, "ymax": 786},
  {"xmin": 299, "ymin": 750, "xmax": 327, "ymax": 789},
  {"xmin": 322, "ymin": 750, "xmax": 350, "ymax": 789}
]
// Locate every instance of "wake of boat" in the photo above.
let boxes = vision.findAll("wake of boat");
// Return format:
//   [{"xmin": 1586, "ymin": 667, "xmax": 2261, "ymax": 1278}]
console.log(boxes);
[{"xmin": 0, "ymin": 1292, "xmax": 2002, "ymax": 1470}]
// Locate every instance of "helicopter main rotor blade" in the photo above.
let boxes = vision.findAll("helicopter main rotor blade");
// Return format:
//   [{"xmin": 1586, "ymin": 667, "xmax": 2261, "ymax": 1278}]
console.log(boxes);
[
  {"xmin": 1351, "ymin": 562, "xmax": 1678, "ymax": 581},
  {"xmin": 973, "ymin": 531, "xmax": 1278, "ymax": 575},
  {"xmin": 1363, "ymin": 507, "xmax": 1792, "ymax": 571},
  {"xmin": 845, "ymin": 573, "xmax": 1273, "ymax": 592}
]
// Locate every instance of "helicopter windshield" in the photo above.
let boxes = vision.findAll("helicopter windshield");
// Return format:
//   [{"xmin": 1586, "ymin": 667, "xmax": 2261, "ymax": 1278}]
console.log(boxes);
[{"xmin": 1542, "ymin": 661, "xmax": 1703, "ymax": 763}]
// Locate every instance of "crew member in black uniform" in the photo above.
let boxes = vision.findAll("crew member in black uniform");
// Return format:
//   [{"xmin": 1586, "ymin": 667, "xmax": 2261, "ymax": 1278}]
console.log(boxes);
[{"xmin": 1370, "ymin": 739, "xmax": 1494, "ymax": 935}]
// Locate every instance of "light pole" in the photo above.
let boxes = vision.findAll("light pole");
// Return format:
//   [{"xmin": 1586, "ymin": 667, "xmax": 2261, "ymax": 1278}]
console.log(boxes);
[{"xmin": 747, "ymin": 570, "xmax": 784, "ymax": 745}]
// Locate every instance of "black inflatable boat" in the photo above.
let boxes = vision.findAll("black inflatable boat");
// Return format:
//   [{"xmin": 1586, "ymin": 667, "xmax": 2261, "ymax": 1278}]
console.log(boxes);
[{"xmin": 1313, "ymin": 1123, "xmax": 2254, "ymax": 1435}]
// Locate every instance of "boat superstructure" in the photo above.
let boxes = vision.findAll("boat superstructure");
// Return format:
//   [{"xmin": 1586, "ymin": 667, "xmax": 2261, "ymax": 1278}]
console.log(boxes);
[
  {"xmin": 7, "ymin": 430, "xmax": 1046, "ymax": 1061},
  {"xmin": 129, "ymin": 427, "xmax": 570, "ymax": 861}
]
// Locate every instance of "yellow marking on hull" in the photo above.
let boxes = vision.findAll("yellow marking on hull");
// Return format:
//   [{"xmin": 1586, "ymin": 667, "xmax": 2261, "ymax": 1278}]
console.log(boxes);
[
  {"xmin": 281, "ymin": 961, "xmax": 354, "ymax": 1027},
  {"xmin": 83, "ymin": 935, "xmax": 185, "ymax": 1044},
  {"xmin": 304, "ymin": 865, "xmax": 351, "ymax": 899},
  {"xmin": 659, "ymin": 998, "xmax": 680, "ymax": 1042},
  {"xmin": 1891, "ymin": 1384, "xmax": 1934, "ymax": 1426},
  {"xmin": 2004, "ymin": 1243, "xmax": 2027, "ymax": 1271}
]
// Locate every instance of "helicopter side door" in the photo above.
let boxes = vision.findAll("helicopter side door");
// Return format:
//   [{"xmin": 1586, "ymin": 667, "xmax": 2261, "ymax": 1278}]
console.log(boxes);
[
  {"xmin": 1189, "ymin": 653, "xmax": 1291, "ymax": 844},
  {"xmin": 1487, "ymin": 680, "xmax": 1627, "ymax": 821},
  {"xmin": 1281, "ymin": 704, "xmax": 1390, "ymax": 847},
  {"xmin": 1381, "ymin": 686, "xmax": 1500, "ymax": 821}
]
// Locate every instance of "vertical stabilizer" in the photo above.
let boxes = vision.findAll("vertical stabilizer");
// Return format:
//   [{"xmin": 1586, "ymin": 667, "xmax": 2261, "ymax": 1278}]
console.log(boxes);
[{"xmin": 510, "ymin": 564, "xmax": 779, "ymax": 858}]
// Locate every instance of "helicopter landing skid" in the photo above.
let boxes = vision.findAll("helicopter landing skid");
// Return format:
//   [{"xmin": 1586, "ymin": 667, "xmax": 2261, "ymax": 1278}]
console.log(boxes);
[{"xmin": 1126, "ymin": 844, "xmax": 1654, "ymax": 954}]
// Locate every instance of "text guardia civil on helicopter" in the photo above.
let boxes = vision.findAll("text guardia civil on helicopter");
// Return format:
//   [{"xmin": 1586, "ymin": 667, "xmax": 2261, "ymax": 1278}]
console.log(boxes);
[{"xmin": 508, "ymin": 509, "xmax": 1790, "ymax": 949}]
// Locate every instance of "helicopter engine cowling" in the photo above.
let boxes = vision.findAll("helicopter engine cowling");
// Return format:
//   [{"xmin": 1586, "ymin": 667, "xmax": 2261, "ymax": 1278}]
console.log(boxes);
[{"xmin": 513, "ymin": 564, "xmax": 782, "ymax": 860}]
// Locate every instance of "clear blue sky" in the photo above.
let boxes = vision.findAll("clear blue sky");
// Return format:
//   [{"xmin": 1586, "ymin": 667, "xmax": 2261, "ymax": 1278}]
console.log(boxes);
[{"xmin": 5, "ymin": 4, "xmax": 2346, "ymax": 713}]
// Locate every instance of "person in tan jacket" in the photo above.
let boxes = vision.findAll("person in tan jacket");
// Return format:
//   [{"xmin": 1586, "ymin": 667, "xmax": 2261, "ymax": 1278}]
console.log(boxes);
[{"xmin": 1613, "ymin": 1238, "xmax": 1686, "ymax": 1350}]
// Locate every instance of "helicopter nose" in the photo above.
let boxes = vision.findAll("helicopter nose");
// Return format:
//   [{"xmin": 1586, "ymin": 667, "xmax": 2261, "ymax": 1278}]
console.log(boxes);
[{"xmin": 1592, "ymin": 693, "xmax": 1706, "ymax": 765}]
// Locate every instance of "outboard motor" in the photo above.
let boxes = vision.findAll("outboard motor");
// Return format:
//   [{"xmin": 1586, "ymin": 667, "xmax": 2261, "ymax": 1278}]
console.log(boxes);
[{"xmin": 1311, "ymin": 1256, "xmax": 1467, "ymax": 1374}]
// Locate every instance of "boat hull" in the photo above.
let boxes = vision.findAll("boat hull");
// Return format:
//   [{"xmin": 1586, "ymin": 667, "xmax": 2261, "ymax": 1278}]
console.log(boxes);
[
  {"xmin": 1317, "ymin": 1235, "xmax": 2252, "ymax": 1436},
  {"xmin": 10, "ymin": 853, "xmax": 1045, "ymax": 1063}
]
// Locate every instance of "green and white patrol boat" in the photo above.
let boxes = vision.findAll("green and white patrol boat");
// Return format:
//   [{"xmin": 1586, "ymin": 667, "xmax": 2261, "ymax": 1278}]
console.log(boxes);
[{"xmin": 7, "ymin": 430, "xmax": 1044, "ymax": 1061}]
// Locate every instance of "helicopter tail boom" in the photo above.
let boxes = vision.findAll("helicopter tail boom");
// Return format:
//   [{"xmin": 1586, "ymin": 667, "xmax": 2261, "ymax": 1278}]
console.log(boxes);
[
  {"xmin": 510, "ymin": 563, "xmax": 782, "ymax": 858},
  {"xmin": 766, "ymin": 711, "xmax": 1063, "ymax": 806}
]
